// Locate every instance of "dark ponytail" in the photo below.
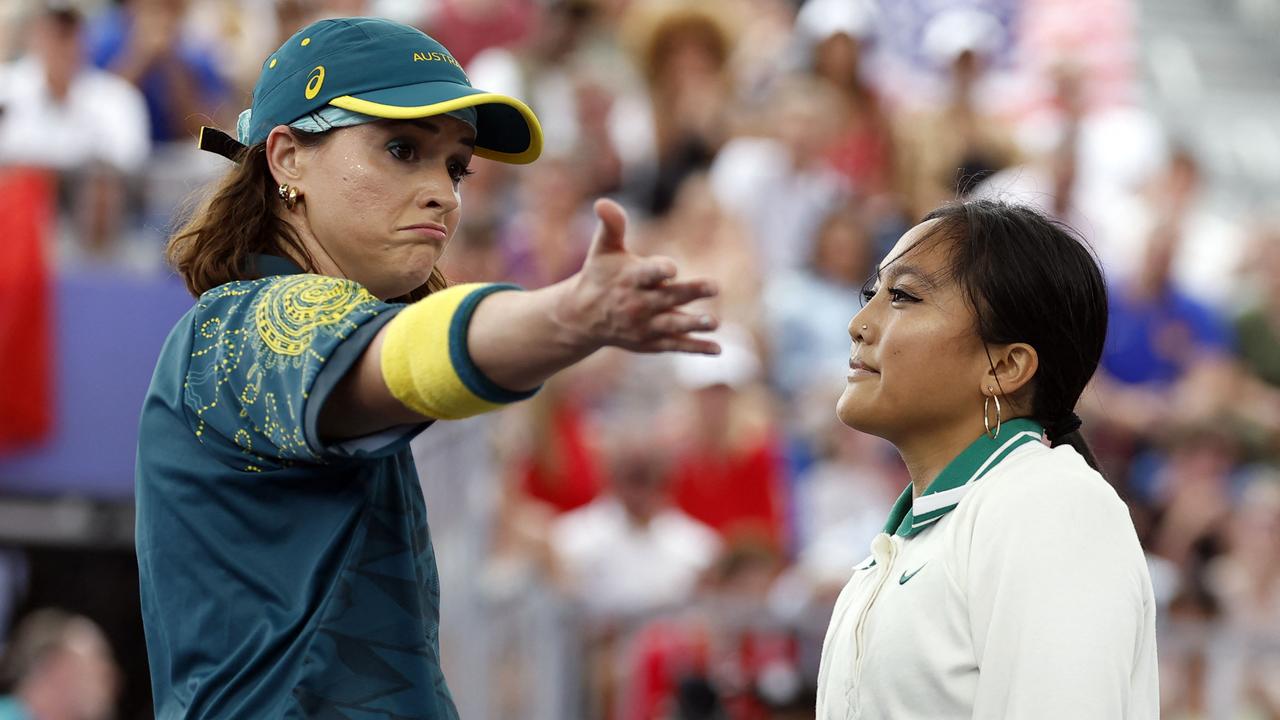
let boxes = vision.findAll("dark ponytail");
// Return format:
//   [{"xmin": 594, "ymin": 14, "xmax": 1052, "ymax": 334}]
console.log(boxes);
[
  {"xmin": 1043, "ymin": 412, "xmax": 1102, "ymax": 471},
  {"xmin": 918, "ymin": 200, "xmax": 1109, "ymax": 472}
]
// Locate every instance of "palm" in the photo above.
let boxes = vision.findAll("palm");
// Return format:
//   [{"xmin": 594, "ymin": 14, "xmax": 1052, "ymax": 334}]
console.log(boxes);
[{"xmin": 563, "ymin": 199, "xmax": 720, "ymax": 355}]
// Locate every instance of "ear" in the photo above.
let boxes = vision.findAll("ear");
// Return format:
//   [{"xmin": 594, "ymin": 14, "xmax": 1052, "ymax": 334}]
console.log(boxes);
[
  {"xmin": 264, "ymin": 125, "xmax": 305, "ymax": 187},
  {"xmin": 980, "ymin": 342, "xmax": 1039, "ymax": 399}
]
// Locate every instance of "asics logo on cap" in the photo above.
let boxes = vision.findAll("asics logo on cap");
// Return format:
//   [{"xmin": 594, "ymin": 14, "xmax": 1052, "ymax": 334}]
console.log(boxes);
[{"xmin": 305, "ymin": 66, "xmax": 325, "ymax": 100}]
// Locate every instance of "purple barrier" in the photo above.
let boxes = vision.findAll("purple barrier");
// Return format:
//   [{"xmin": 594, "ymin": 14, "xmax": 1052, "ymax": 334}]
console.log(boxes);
[{"xmin": 0, "ymin": 268, "xmax": 194, "ymax": 499}]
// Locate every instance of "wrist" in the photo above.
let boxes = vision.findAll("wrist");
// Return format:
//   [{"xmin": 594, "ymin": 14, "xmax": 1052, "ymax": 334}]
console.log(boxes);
[{"xmin": 546, "ymin": 278, "xmax": 597, "ymax": 358}]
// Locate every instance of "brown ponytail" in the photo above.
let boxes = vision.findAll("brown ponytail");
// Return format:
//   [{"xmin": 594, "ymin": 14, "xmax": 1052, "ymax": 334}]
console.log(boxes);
[{"xmin": 166, "ymin": 131, "xmax": 446, "ymax": 302}]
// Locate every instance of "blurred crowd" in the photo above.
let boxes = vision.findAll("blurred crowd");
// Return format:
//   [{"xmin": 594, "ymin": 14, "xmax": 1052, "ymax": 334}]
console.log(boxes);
[{"xmin": 1, "ymin": 0, "xmax": 1279, "ymax": 718}]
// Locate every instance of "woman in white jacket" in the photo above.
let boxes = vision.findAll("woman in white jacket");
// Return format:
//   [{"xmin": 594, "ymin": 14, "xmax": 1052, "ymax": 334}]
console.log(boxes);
[{"xmin": 817, "ymin": 199, "xmax": 1158, "ymax": 719}]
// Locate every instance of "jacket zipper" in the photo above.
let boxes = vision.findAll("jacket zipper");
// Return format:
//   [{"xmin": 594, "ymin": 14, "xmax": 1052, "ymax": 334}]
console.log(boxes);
[{"xmin": 850, "ymin": 533, "xmax": 896, "ymax": 716}]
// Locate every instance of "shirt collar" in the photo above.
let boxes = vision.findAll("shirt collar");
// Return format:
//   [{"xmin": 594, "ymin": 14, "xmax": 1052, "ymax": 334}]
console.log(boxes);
[
  {"xmin": 882, "ymin": 418, "xmax": 1045, "ymax": 538},
  {"xmin": 250, "ymin": 253, "xmax": 304, "ymax": 277}
]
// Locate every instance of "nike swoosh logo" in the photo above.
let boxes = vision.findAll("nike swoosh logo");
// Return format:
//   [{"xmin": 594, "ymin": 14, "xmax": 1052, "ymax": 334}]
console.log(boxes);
[{"xmin": 899, "ymin": 563, "xmax": 927, "ymax": 585}]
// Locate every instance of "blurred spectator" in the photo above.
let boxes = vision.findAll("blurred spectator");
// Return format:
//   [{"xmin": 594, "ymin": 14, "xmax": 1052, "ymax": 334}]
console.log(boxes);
[
  {"xmin": 427, "ymin": 0, "xmax": 536, "ymax": 68},
  {"xmin": 1205, "ymin": 473, "xmax": 1280, "ymax": 718},
  {"xmin": 979, "ymin": 60, "xmax": 1170, "ymax": 237},
  {"xmin": 550, "ymin": 424, "xmax": 720, "ymax": 621},
  {"xmin": 973, "ymin": 60, "xmax": 1087, "ymax": 226},
  {"xmin": 1086, "ymin": 215, "xmax": 1236, "ymax": 459},
  {"xmin": 468, "ymin": 0, "xmax": 626, "ymax": 192},
  {"xmin": 666, "ymin": 327, "xmax": 789, "ymax": 553},
  {"xmin": 1100, "ymin": 222, "xmax": 1233, "ymax": 389},
  {"xmin": 618, "ymin": 541, "xmax": 797, "ymax": 720},
  {"xmin": 0, "ymin": 609, "xmax": 119, "ymax": 720},
  {"xmin": 498, "ymin": 155, "xmax": 595, "ymax": 288},
  {"xmin": 1229, "ymin": 224, "xmax": 1280, "ymax": 460},
  {"xmin": 1096, "ymin": 147, "xmax": 1248, "ymax": 311},
  {"xmin": 1148, "ymin": 426, "xmax": 1237, "ymax": 579},
  {"xmin": 205, "ymin": 0, "xmax": 377, "ymax": 99},
  {"xmin": 793, "ymin": 0, "xmax": 893, "ymax": 197},
  {"xmin": 1145, "ymin": 425, "xmax": 1237, "ymax": 717},
  {"xmin": 654, "ymin": 172, "xmax": 760, "ymax": 329},
  {"xmin": 0, "ymin": 3, "xmax": 150, "ymax": 254},
  {"xmin": 621, "ymin": 0, "xmax": 736, "ymax": 215},
  {"xmin": 0, "ymin": 5, "xmax": 149, "ymax": 174},
  {"xmin": 86, "ymin": 0, "xmax": 230, "ymax": 143},
  {"xmin": 516, "ymin": 376, "xmax": 606, "ymax": 515},
  {"xmin": 710, "ymin": 78, "xmax": 849, "ymax": 272},
  {"xmin": 0, "ymin": 2, "xmax": 20, "ymax": 61},
  {"xmin": 1235, "ymin": 224, "xmax": 1280, "ymax": 390},
  {"xmin": 763, "ymin": 202, "xmax": 874, "ymax": 400},
  {"xmin": 893, "ymin": 8, "xmax": 1020, "ymax": 220},
  {"xmin": 570, "ymin": 70, "xmax": 626, "ymax": 196},
  {"xmin": 790, "ymin": 424, "xmax": 901, "ymax": 592},
  {"xmin": 725, "ymin": 0, "xmax": 792, "ymax": 104}
]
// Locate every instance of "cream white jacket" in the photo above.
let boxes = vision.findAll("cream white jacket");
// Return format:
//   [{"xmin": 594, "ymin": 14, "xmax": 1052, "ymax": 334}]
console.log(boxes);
[{"xmin": 817, "ymin": 420, "xmax": 1158, "ymax": 719}]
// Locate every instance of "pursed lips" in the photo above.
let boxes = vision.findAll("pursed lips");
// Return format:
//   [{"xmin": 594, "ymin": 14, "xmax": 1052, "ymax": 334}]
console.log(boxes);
[{"xmin": 398, "ymin": 223, "xmax": 448, "ymax": 242}]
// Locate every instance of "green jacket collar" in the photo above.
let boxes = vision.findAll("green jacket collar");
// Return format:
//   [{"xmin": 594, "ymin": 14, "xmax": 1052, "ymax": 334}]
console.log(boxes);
[{"xmin": 883, "ymin": 418, "xmax": 1045, "ymax": 538}]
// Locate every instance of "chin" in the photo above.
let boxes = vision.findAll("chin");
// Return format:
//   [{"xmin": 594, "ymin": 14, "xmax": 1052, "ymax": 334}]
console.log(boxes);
[
  {"xmin": 836, "ymin": 385, "xmax": 881, "ymax": 435},
  {"xmin": 384, "ymin": 262, "xmax": 438, "ymax": 300},
  {"xmin": 835, "ymin": 386, "xmax": 861, "ymax": 428}
]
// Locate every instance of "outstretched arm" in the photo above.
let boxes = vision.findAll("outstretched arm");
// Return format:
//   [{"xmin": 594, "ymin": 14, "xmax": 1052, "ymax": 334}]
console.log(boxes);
[{"xmin": 319, "ymin": 199, "xmax": 719, "ymax": 440}]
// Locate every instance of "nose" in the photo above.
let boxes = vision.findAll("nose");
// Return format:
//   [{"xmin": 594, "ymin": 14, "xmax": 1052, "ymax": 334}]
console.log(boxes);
[
  {"xmin": 416, "ymin": 166, "xmax": 461, "ymax": 214},
  {"xmin": 849, "ymin": 309, "xmax": 871, "ymax": 342}
]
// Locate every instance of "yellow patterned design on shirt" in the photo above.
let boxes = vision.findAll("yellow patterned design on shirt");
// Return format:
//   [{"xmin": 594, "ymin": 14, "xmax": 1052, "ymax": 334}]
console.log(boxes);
[{"xmin": 254, "ymin": 275, "xmax": 378, "ymax": 356}]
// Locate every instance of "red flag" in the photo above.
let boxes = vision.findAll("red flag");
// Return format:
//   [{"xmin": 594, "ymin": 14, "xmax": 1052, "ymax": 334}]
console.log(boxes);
[{"xmin": 0, "ymin": 167, "xmax": 55, "ymax": 450}]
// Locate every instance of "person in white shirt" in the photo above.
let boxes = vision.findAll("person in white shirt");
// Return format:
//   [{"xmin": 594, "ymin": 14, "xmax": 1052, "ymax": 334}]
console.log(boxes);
[
  {"xmin": 0, "ymin": 5, "xmax": 150, "ymax": 174},
  {"xmin": 0, "ymin": 3, "xmax": 150, "ymax": 255},
  {"xmin": 817, "ymin": 199, "xmax": 1158, "ymax": 719},
  {"xmin": 551, "ymin": 429, "xmax": 721, "ymax": 621}
]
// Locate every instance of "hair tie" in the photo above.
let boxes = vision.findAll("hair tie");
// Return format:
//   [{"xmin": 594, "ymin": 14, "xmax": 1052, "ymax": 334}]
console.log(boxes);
[{"xmin": 1044, "ymin": 412, "xmax": 1082, "ymax": 442}]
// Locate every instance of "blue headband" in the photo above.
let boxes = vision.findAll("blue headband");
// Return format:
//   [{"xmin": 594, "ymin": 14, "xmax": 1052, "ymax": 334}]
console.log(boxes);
[{"xmin": 234, "ymin": 105, "xmax": 479, "ymax": 145}]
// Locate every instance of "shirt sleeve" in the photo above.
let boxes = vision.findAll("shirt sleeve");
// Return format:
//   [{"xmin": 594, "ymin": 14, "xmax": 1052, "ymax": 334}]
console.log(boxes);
[
  {"xmin": 96, "ymin": 75, "xmax": 151, "ymax": 174},
  {"xmin": 1185, "ymin": 298, "xmax": 1234, "ymax": 355},
  {"xmin": 964, "ymin": 459, "xmax": 1158, "ymax": 719},
  {"xmin": 182, "ymin": 274, "xmax": 416, "ymax": 469}
]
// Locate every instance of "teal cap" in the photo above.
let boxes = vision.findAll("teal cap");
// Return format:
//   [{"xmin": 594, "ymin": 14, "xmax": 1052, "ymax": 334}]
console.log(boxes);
[{"xmin": 202, "ymin": 17, "xmax": 542, "ymax": 164}]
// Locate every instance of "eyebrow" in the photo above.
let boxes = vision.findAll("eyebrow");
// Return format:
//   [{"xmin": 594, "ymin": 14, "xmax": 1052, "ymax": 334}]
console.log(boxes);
[
  {"xmin": 875, "ymin": 263, "xmax": 940, "ymax": 290},
  {"xmin": 389, "ymin": 119, "xmax": 476, "ymax": 148}
]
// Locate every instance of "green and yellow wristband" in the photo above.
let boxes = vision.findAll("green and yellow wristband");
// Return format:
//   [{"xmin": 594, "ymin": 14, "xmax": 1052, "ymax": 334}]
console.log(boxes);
[{"xmin": 380, "ymin": 283, "xmax": 539, "ymax": 420}]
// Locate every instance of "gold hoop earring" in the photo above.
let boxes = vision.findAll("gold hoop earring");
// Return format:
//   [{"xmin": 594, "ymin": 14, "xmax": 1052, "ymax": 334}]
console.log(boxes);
[
  {"xmin": 278, "ymin": 183, "xmax": 300, "ymax": 210},
  {"xmin": 983, "ymin": 387, "xmax": 1002, "ymax": 439}
]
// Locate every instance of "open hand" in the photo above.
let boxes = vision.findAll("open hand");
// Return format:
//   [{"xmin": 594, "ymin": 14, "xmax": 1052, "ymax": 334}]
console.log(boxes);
[{"xmin": 555, "ymin": 199, "xmax": 720, "ymax": 355}]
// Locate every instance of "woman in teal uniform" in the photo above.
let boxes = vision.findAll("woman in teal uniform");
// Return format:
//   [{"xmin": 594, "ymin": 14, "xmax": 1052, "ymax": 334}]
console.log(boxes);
[{"xmin": 135, "ymin": 18, "xmax": 719, "ymax": 719}]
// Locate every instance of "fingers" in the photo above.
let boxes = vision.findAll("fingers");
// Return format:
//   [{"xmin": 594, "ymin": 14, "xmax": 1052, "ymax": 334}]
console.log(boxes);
[
  {"xmin": 649, "ymin": 310, "xmax": 718, "ymax": 336},
  {"xmin": 638, "ymin": 336, "xmax": 722, "ymax": 356},
  {"xmin": 630, "ymin": 256, "xmax": 679, "ymax": 288},
  {"xmin": 588, "ymin": 198, "xmax": 628, "ymax": 257},
  {"xmin": 641, "ymin": 278, "xmax": 719, "ymax": 312}
]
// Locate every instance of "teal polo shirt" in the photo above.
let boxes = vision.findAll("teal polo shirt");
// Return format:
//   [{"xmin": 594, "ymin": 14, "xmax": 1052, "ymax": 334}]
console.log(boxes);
[{"xmin": 136, "ymin": 256, "xmax": 465, "ymax": 719}]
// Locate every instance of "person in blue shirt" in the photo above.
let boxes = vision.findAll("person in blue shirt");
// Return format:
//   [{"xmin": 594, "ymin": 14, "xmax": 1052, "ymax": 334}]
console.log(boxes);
[
  {"xmin": 135, "ymin": 18, "xmax": 721, "ymax": 719},
  {"xmin": 86, "ymin": 0, "xmax": 228, "ymax": 142},
  {"xmin": 1101, "ymin": 225, "xmax": 1233, "ymax": 387},
  {"xmin": 1086, "ymin": 221, "xmax": 1235, "ymax": 451}
]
